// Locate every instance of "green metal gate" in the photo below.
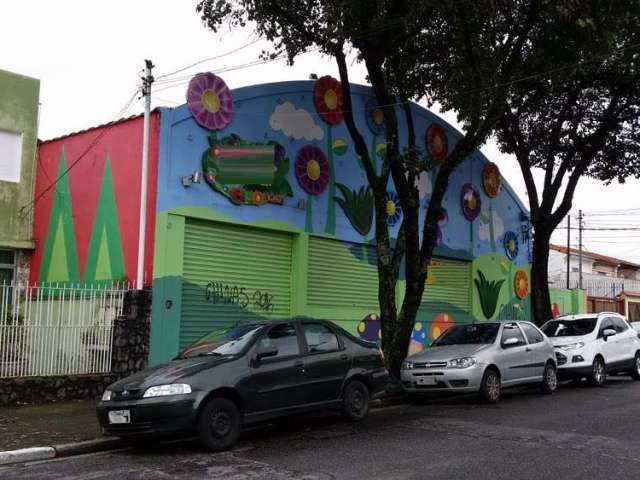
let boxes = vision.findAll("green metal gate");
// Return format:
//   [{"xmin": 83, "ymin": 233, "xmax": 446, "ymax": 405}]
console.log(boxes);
[{"xmin": 180, "ymin": 219, "xmax": 293, "ymax": 349}]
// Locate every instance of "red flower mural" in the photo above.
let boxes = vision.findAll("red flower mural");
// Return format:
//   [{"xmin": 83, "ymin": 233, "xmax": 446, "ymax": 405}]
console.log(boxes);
[
  {"xmin": 514, "ymin": 270, "xmax": 530, "ymax": 299},
  {"xmin": 482, "ymin": 162, "xmax": 501, "ymax": 198},
  {"xmin": 430, "ymin": 313, "xmax": 454, "ymax": 341},
  {"xmin": 313, "ymin": 76, "xmax": 344, "ymax": 125},
  {"xmin": 426, "ymin": 123, "xmax": 448, "ymax": 163}
]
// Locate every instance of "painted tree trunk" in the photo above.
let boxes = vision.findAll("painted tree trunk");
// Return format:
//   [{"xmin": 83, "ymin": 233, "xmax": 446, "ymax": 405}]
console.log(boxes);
[{"xmin": 325, "ymin": 126, "xmax": 336, "ymax": 234}]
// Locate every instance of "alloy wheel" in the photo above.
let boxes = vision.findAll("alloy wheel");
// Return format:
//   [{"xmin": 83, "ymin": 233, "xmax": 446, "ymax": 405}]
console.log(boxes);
[
  {"xmin": 546, "ymin": 366, "xmax": 558, "ymax": 391},
  {"xmin": 210, "ymin": 410, "xmax": 232, "ymax": 437},
  {"xmin": 350, "ymin": 387, "xmax": 365, "ymax": 414},
  {"xmin": 593, "ymin": 360, "xmax": 605, "ymax": 384},
  {"xmin": 635, "ymin": 356, "xmax": 640, "ymax": 376},
  {"xmin": 487, "ymin": 373, "xmax": 500, "ymax": 401}
]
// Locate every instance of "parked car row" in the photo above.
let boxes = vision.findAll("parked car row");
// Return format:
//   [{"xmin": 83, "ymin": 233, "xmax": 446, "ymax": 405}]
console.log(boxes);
[{"xmin": 96, "ymin": 313, "xmax": 640, "ymax": 451}]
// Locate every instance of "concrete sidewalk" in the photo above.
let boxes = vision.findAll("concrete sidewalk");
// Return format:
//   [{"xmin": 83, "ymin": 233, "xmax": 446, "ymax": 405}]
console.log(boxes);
[{"xmin": 0, "ymin": 399, "xmax": 102, "ymax": 452}]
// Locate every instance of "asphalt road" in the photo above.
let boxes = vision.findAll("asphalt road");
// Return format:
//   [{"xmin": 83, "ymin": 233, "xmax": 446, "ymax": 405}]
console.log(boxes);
[{"xmin": 3, "ymin": 376, "xmax": 640, "ymax": 479}]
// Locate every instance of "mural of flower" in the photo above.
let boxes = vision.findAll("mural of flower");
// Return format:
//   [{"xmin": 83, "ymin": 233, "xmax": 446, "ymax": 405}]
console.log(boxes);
[
  {"xmin": 229, "ymin": 186, "xmax": 245, "ymax": 204},
  {"xmin": 426, "ymin": 123, "xmax": 449, "ymax": 163},
  {"xmin": 365, "ymin": 97, "xmax": 385, "ymax": 135},
  {"xmin": 430, "ymin": 313, "xmax": 454, "ymax": 341},
  {"xmin": 483, "ymin": 162, "xmax": 502, "ymax": 198},
  {"xmin": 385, "ymin": 191, "xmax": 402, "ymax": 226},
  {"xmin": 503, "ymin": 231, "xmax": 519, "ymax": 260},
  {"xmin": 514, "ymin": 270, "xmax": 530, "ymax": 299},
  {"xmin": 295, "ymin": 145, "xmax": 330, "ymax": 195},
  {"xmin": 357, "ymin": 314, "xmax": 381, "ymax": 343},
  {"xmin": 187, "ymin": 72, "xmax": 233, "ymax": 130},
  {"xmin": 461, "ymin": 183, "xmax": 481, "ymax": 221},
  {"xmin": 251, "ymin": 190, "xmax": 267, "ymax": 205},
  {"xmin": 313, "ymin": 76, "xmax": 344, "ymax": 125}
]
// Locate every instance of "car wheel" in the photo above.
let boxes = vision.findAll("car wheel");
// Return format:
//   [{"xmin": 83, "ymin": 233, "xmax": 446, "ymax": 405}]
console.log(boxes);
[
  {"xmin": 196, "ymin": 397, "xmax": 241, "ymax": 452},
  {"xmin": 479, "ymin": 368, "xmax": 501, "ymax": 403},
  {"xmin": 630, "ymin": 352, "xmax": 640, "ymax": 380},
  {"xmin": 588, "ymin": 356, "xmax": 606, "ymax": 387},
  {"xmin": 540, "ymin": 363, "xmax": 558, "ymax": 394},
  {"xmin": 342, "ymin": 379, "xmax": 370, "ymax": 421}
]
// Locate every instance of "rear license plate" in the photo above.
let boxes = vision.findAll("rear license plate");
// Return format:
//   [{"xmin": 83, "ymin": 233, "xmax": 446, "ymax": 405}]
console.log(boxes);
[
  {"xmin": 417, "ymin": 376, "xmax": 438, "ymax": 386},
  {"xmin": 108, "ymin": 410, "xmax": 131, "ymax": 424}
]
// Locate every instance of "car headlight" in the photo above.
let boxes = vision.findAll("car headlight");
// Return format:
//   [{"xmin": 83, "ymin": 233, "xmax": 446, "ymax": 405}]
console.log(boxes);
[
  {"xmin": 402, "ymin": 361, "xmax": 414, "ymax": 370},
  {"xmin": 142, "ymin": 384, "xmax": 192, "ymax": 398},
  {"xmin": 101, "ymin": 389, "xmax": 112, "ymax": 401},
  {"xmin": 556, "ymin": 342, "xmax": 585, "ymax": 351},
  {"xmin": 446, "ymin": 357, "xmax": 477, "ymax": 369}
]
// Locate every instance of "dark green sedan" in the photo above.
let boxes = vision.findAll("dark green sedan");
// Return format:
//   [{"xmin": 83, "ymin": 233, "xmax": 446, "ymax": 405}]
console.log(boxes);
[{"xmin": 97, "ymin": 318, "xmax": 387, "ymax": 451}]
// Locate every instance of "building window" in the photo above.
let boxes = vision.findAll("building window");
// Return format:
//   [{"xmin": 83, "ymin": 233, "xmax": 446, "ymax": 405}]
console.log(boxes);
[
  {"xmin": 0, "ymin": 249, "xmax": 16, "ymax": 285},
  {"xmin": 0, "ymin": 129, "xmax": 23, "ymax": 183}
]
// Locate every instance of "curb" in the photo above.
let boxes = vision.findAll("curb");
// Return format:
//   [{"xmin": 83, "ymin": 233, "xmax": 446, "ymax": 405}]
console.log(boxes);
[{"xmin": 0, "ymin": 438, "xmax": 124, "ymax": 466}]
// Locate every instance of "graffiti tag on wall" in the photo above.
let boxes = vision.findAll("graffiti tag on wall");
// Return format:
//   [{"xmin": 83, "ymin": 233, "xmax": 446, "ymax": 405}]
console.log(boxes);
[{"xmin": 204, "ymin": 281, "xmax": 275, "ymax": 314}]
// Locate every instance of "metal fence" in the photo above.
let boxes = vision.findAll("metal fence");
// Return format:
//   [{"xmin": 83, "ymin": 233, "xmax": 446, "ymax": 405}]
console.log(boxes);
[
  {"xmin": 0, "ymin": 282, "xmax": 128, "ymax": 378},
  {"xmin": 550, "ymin": 272, "xmax": 640, "ymax": 299}
]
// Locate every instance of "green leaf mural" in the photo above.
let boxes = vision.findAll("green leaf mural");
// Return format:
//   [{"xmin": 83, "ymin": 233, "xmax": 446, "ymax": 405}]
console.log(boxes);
[
  {"xmin": 83, "ymin": 157, "xmax": 126, "ymax": 283},
  {"xmin": 39, "ymin": 148, "xmax": 80, "ymax": 284},
  {"xmin": 474, "ymin": 270, "xmax": 505, "ymax": 319},
  {"xmin": 334, "ymin": 183, "xmax": 374, "ymax": 236}
]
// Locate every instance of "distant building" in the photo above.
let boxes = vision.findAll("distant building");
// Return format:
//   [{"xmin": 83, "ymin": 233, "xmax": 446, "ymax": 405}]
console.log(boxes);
[
  {"xmin": 0, "ymin": 69, "xmax": 40, "ymax": 285},
  {"xmin": 549, "ymin": 244, "xmax": 640, "ymax": 320}
]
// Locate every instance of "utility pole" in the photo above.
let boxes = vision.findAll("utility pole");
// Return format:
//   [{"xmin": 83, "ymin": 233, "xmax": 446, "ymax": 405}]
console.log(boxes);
[
  {"xmin": 578, "ymin": 209, "xmax": 583, "ymax": 290},
  {"xmin": 566, "ymin": 214, "xmax": 571, "ymax": 289},
  {"xmin": 136, "ymin": 60, "xmax": 154, "ymax": 289}
]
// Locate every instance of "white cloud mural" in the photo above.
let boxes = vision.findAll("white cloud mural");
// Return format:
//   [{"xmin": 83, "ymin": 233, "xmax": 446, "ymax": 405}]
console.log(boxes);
[
  {"xmin": 478, "ymin": 208, "xmax": 504, "ymax": 241},
  {"xmin": 269, "ymin": 101, "xmax": 324, "ymax": 141}
]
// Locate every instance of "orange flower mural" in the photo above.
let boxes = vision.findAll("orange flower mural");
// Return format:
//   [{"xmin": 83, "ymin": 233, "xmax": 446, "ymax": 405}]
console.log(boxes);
[
  {"xmin": 430, "ymin": 313, "xmax": 454, "ymax": 341},
  {"xmin": 514, "ymin": 270, "xmax": 530, "ymax": 299},
  {"xmin": 426, "ymin": 123, "xmax": 449, "ymax": 163},
  {"xmin": 482, "ymin": 162, "xmax": 501, "ymax": 198}
]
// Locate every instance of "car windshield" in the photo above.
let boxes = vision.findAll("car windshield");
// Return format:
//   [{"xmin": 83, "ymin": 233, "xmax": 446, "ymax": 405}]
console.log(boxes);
[
  {"xmin": 541, "ymin": 318, "xmax": 597, "ymax": 337},
  {"xmin": 180, "ymin": 324, "xmax": 264, "ymax": 359},
  {"xmin": 431, "ymin": 323, "xmax": 500, "ymax": 346}
]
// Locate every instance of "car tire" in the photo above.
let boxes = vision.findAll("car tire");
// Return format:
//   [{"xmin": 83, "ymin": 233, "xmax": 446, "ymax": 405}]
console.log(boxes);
[
  {"xmin": 196, "ymin": 397, "xmax": 241, "ymax": 452},
  {"xmin": 630, "ymin": 352, "xmax": 640, "ymax": 380},
  {"xmin": 342, "ymin": 379, "xmax": 370, "ymax": 421},
  {"xmin": 588, "ymin": 356, "xmax": 606, "ymax": 387},
  {"xmin": 540, "ymin": 363, "xmax": 558, "ymax": 394},
  {"xmin": 479, "ymin": 368, "xmax": 501, "ymax": 403}
]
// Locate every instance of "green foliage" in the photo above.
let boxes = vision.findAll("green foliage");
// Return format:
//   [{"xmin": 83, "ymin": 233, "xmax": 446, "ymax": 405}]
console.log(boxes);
[
  {"xmin": 474, "ymin": 271, "xmax": 504, "ymax": 320},
  {"xmin": 334, "ymin": 183, "xmax": 374, "ymax": 236}
]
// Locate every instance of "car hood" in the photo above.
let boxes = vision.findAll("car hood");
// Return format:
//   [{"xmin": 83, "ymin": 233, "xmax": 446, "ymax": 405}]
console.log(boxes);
[
  {"xmin": 407, "ymin": 344, "xmax": 492, "ymax": 362},
  {"xmin": 548, "ymin": 335, "xmax": 590, "ymax": 347},
  {"xmin": 108, "ymin": 356, "xmax": 229, "ymax": 392}
]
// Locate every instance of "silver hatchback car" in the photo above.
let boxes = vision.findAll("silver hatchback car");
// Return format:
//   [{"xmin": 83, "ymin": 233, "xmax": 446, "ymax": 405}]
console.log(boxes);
[{"xmin": 400, "ymin": 322, "xmax": 557, "ymax": 402}]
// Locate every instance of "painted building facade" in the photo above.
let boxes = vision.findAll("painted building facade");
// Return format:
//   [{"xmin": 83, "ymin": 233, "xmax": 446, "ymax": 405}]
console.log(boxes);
[
  {"xmin": 0, "ymin": 69, "xmax": 40, "ymax": 285},
  {"xmin": 147, "ymin": 76, "xmax": 540, "ymax": 365},
  {"xmin": 31, "ymin": 114, "xmax": 160, "ymax": 287}
]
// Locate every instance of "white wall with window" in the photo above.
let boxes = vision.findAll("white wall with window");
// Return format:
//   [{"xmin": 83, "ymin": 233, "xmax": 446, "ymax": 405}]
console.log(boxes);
[{"xmin": 0, "ymin": 249, "xmax": 15, "ymax": 284}]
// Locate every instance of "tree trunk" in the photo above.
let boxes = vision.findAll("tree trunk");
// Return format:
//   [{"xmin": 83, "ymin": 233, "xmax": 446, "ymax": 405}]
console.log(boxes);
[{"xmin": 531, "ymin": 227, "xmax": 552, "ymax": 326}]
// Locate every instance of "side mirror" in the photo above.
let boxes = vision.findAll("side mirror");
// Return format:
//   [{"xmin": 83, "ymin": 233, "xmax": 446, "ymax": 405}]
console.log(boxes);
[
  {"xmin": 253, "ymin": 346, "xmax": 278, "ymax": 365},
  {"xmin": 602, "ymin": 328, "xmax": 616, "ymax": 340},
  {"xmin": 502, "ymin": 337, "xmax": 520, "ymax": 348}
]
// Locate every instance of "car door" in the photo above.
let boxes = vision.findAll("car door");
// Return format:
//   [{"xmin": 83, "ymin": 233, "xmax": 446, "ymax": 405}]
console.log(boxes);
[
  {"xmin": 240, "ymin": 322, "xmax": 307, "ymax": 414},
  {"xmin": 298, "ymin": 322, "xmax": 351, "ymax": 404},
  {"xmin": 500, "ymin": 323, "xmax": 535, "ymax": 382},
  {"xmin": 519, "ymin": 322, "xmax": 548, "ymax": 379},
  {"xmin": 611, "ymin": 317, "xmax": 635, "ymax": 364},
  {"xmin": 597, "ymin": 317, "xmax": 618, "ymax": 365}
]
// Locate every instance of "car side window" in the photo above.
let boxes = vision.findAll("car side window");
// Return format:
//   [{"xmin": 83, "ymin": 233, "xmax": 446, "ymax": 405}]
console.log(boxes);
[
  {"xmin": 598, "ymin": 318, "xmax": 614, "ymax": 337},
  {"xmin": 520, "ymin": 323, "xmax": 544, "ymax": 344},
  {"xmin": 256, "ymin": 323, "xmax": 300, "ymax": 359},
  {"xmin": 612, "ymin": 317, "xmax": 628, "ymax": 333},
  {"xmin": 302, "ymin": 323, "xmax": 340, "ymax": 353},
  {"xmin": 501, "ymin": 324, "xmax": 526, "ymax": 346}
]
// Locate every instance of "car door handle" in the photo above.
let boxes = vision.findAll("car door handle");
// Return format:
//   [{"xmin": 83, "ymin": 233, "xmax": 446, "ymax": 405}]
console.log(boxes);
[
  {"xmin": 340, "ymin": 354, "xmax": 349, "ymax": 361},
  {"xmin": 293, "ymin": 360, "xmax": 305, "ymax": 372},
  {"xmin": 526, "ymin": 347, "xmax": 532, "ymax": 352}
]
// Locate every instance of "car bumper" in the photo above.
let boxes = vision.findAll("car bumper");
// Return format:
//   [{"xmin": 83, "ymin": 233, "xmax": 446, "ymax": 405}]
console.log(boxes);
[
  {"xmin": 555, "ymin": 351, "xmax": 592, "ymax": 378},
  {"xmin": 97, "ymin": 394, "xmax": 200, "ymax": 438},
  {"xmin": 400, "ymin": 364, "xmax": 485, "ymax": 393}
]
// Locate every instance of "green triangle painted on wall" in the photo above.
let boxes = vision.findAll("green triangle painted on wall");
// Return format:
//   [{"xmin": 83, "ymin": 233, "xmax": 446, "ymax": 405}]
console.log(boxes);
[
  {"xmin": 83, "ymin": 156, "xmax": 126, "ymax": 284},
  {"xmin": 94, "ymin": 228, "xmax": 113, "ymax": 281},
  {"xmin": 39, "ymin": 148, "xmax": 80, "ymax": 284}
]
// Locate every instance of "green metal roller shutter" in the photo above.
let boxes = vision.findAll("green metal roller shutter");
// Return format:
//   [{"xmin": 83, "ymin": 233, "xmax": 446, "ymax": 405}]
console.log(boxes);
[
  {"xmin": 421, "ymin": 258, "xmax": 472, "ymax": 314},
  {"xmin": 180, "ymin": 219, "xmax": 293, "ymax": 349},
  {"xmin": 307, "ymin": 237, "xmax": 378, "ymax": 309}
]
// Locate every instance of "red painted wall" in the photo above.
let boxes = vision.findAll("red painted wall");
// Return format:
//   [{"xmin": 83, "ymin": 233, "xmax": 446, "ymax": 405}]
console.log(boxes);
[{"xmin": 31, "ymin": 112, "xmax": 160, "ymax": 286}]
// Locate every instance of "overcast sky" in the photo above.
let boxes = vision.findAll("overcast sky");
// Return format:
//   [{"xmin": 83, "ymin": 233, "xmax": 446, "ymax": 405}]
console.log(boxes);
[{"xmin": 3, "ymin": 1, "xmax": 639, "ymax": 262}]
